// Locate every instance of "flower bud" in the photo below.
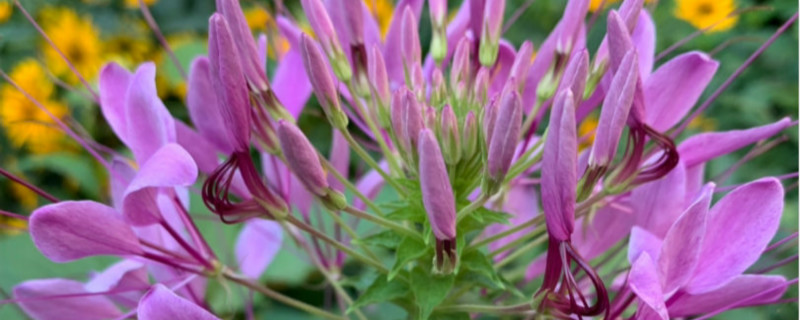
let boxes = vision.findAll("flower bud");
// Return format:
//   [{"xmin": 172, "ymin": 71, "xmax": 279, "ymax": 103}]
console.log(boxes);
[
  {"xmin": 473, "ymin": 67, "xmax": 490, "ymax": 104},
  {"xmin": 556, "ymin": 49, "xmax": 589, "ymax": 106},
  {"xmin": 339, "ymin": 0, "xmax": 364, "ymax": 46},
  {"xmin": 391, "ymin": 88, "xmax": 423, "ymax": 158},
  {"xmin": 277, "ymin": 120, "xmax": 329, "ymax": 197},
  {"xmin": 430, "ymin": 68, "xmax": 447, "ymax": 107},
  {"xmin": 479, "ymin": 0, "xmax": 505, "ymax": 66},
  {"xmin": 486, "ymin": 91, "xmax": 522, "ymax": 194},
  {"xmin": 300, "ymin": 35, "xmax": 349, "ymax": 130},
  {"xmin": 301, "ymin": 0, "xmax": 351, "ymax": 81},
  {"xmin": 208, "ymin": 13, "xmax": 251, "ymax": 152},
  {"xmin": 410, "ymin": 62, "xmax": 425, "ymax": 100},
  {"xmin": 424, "ymin": 105, "xmax": 438, "ymax": 131},
  {"xmin": 418, "ymin": 129, "xmax": 457, "ymax": 272},
  {"xmin": 439, "ymin": 104, "xmax": 461, "ymax": 165},
  {"xmin": 368, "ymin": 45, "xmax": 391, "ymax": 126},
  {"xmin": 508, "ymin": 41, "xmax": 533, "ymax": 92},
  {"xmin": 461, "ymin": 111, "xmax": 479, "ymax": 159},
  {"xmin": 483, "ymin": 97, "xmax": 499, "ymax": 146},
  {"xmin": 450, "ymin": 36, "xmax": 473, "ymax": 99},
  {"xmin": 428, "ymin": 0, "xmax": 448, "ymax": 63},
  {"xmin": 541, "ymin": 89, "xmax": 577, "ymax": 242},
  {"xmin": 589, "ymin": 50, "xmax": 638, "ymax": 169},
  {"xmin": 400, "ymin": 7, "xmax": 421, "ymax": 73},
  {"xmin": 216, "ymin": 0, "xmax": 269, "ymax": 91}
]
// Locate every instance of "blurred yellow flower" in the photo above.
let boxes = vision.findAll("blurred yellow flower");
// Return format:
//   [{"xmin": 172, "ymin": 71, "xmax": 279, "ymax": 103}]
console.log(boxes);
[
  {"xmin": 589, "ymin": 0, "xmax": 621, "ymax": 12},
  {"xmin": 245, "ymin": 6, "xmax": 272, "ymax": 32},
  {"xmin": 363, "ymin": 0, "xmax": 393, "ymax": 38},
  {"xmin": 675, "ymin": 0, "xmax": 738, "ymax": 32},
  {"xmin": 578, "ymin": 114, "xmax": 598, "ymax": 150},
  {"xmin": 0, "ymin": 59, "xmax": 68, "ymax": 154},
  {"xmin": 688, "ymin": 114, "xmax": 717, "ymax": 132},
  {"xmin": 0, "ymin": 1, "xmax": 13, "ymax": 23},
  {"xmin": 124, "ymin": 0, "xmax": 158, "ymax": 8},
  {"xmin": 0, "ymin": 215, "xmax": 27, "ymax": 236},
  {"xmin": 10, "ymin": 181, "xmax": 37, "ymax": 210},
  {"xmin": 39, "ymin": 7, "xmax": 103, "ymax": 83}
]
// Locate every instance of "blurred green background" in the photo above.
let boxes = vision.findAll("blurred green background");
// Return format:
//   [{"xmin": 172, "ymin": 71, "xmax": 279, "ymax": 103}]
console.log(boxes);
[{"xmin": 0, "ymin": 0, "xmax": 796, "ymax": 319}]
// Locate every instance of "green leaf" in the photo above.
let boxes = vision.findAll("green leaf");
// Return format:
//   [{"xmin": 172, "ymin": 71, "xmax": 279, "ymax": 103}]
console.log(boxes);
[
  {"xmin": 475, "ymin": 207, "xmax": 512, "ymax": 225},
  {"xmin": 349, "ymin": 274, "xmax": 411, "ymax": 312},
  {"xmin": 390, "ymin": 236, "xmax": 429, "ymax": 280},
  {"xmin": 358, "ymin": 230, "xmax": 404, "ymax": 249},
  {"xmin": 410, "ymin": 267, "xmax": 455, "ymax": 320},
  {"xmin": 459, "ymin": 250, "xmax": 504, "ymax": 290},
  {"xmin": 19, "ymin": 153, "xmax": 102, "ymax": 198},
  {"xmin": 430, "ymin": 311, "xmax": 471, "ymax": 320},
  {"xmin": 385, "ymin": 203, "xmax": 426, "ymax": 223}
]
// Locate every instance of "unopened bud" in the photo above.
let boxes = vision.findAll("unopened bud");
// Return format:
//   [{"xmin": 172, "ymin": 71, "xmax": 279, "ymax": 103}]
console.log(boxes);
[
  {"xmin": 508, "ymin": 41, "xmax": 533, "ymax": 92},
  {"xmin": 479, "ymin": 0, "xmax": 505, "ymax": 66},
  {"xmin": 368, "ymin": 45, "xmax": 391, "ymax": 126},
  {"xmin": 300, "ymin": 0, "xmax": 351, "ymax": 82},
  {"xmin": 321, "ymin": 189, "xmax": 348, "ymax": 211},
  {"xmin": 300, "ymin": 35, "xmax": 349, "ymax": 129},
  {"xmin": 462, "ymin": 111, "xmax": 479, "ymax": 159},
  {"xmin": 277, "ymin": 120, "xmax": 329, "ymax": 197},
  {"xmin": 391, "ymin": 88, "xmax": 423, "ymax": 159},
  {"xmin": 400, "ymin": 7, "xmax": 421, "ymax": 74},
  {"xmin": 482, "ymin": 97, "xmax": 499, "ymax": 146},
  {"xmin": 418, "ymin": 129, "xmax": 457, "ymax": 242},
  {"xmin": 429, "ymin": 0, "xmax": 448, "ymax": 64},
  {"xmin": 430, "ymin": 68, "xmax": 447, "ymax": 107},
  {"xmin": 439, "ymin": 105, "xmax": 461, "ymax": 165},
  {"xmin": 450, "ymin": 36, "xmax": 473, "ymax": 100},
  {"xmin": 473, "ymin": 67, "xmax": 490, "ymax": 104},
  {"xmin": 486, "ymin": 91, "xmax": 522, "ymax": 194}
]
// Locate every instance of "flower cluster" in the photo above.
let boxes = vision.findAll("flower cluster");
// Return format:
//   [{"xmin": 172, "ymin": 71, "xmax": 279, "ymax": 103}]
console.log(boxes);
[{"xmin": 0, "ymin": 0, "xmax": 796, "ymax": 319}]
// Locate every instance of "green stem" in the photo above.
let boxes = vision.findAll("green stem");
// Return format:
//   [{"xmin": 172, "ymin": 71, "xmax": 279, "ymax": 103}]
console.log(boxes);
[
  {"xmin": 321, "ymin": 158, "xmax": 386, "ymax": 216},
  {"xmin": 343, "ymin": 206, "xmax": 421, "ymax": 241},
  {"xmin": 345, "ymin": 81, "xmax": 403, "ymax": 176},
  {"xmin": 286, "ymin": 215, "xmax": 389, "ymax": 273},
  {"xmin": 436, "ymin": 302, "xmax": 534, "ymax": 315},
  {"xmin": 495, "ymin": 233, "xmax": 548, "ymax": 268},
  {"xmin": 223, "ymin": 270, "xmax": 346, "ymax": 320},
  {"xmin": 488, "ymin": 226, "xmax": 546, "ymax": 258},
  {"xmin": 467, "ymin": 215, "xmax": 545, "ymax": 251},
  {"xmin": 325, "ymin": 207, "xmax": 382, "ymax": 262},
  {"xmin": 340, "ymin": 129, "xmax": 407, "ymax": 196},
  {"xmin": 456, "ymin": 193, "xmax": 490, "ymax": 222}
]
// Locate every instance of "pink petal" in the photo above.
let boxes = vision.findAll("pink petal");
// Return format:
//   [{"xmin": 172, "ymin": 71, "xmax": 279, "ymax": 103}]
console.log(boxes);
[
  {"xmin": 644, "ymin": 52, "xmax": 719, "ymax": 132},
  {"xmin": 235, "ymin": 219, "xmax": 283, "ymax": 279},
  {"xmin": 125, "ymin": 63, "xmax": 177, "ymax": 164},
  {"xmin": 686, "ymin": 178, "xmax": 784, "ymax": 294},
  {"xmin": 487, "ymin": 184, "xmax": 539, "ymax": 259},
  {"xmin": 678, "ymin": 118, "xmax": 794, "ymax": 168},
  {"xmin": 572, "ymin": 205, "xmax": 634, "ymax": 261},
  {"xmin": 137, "ymin": 284, "xmax": 219, "ymax": 320},
  {"xmin": 98, "ymin": 62, "xmax": 133, "ymax": 143},
  {"xmin": 274, "ymin": 17, "xmax": 314, "ymax": 117},
  {"xmin": 630, "ymin": 161, "xmax": 687, "ymax": 238},
  {"xmin": 628, "ymin": 253, "xmax": 669, "ymax": 320},
  {"xmin": 123, "ymin": 143, "xmax": 198, "ymax": 226},
  {"xmin": 628, "ymin": 226, "xmax": 663, "ymax": 264},
  {"xmin": 175, "ymin": 121, "xmax": 221, "ymax": 174},
  {"xmin": 186, "ymin": 57, "xmax": 233, "ymax": 154},
  {"xmin": 30, "ymin": 201, "xmax": 143, "ymax": 262},
  {"xmin": 669, "ymin": 275, "xmax": 789, "ymax": 317},
  {"xmin": 85, "ymin": 259, "xmax": 149, "ymax": 293},
  {"xmin": 658, "ymin": 183, "xmax": 713, "ymax": 296},
  {"xmin": 383, "ymin": 0, "xmax": 424, "ymax": 87},
  {"xmin": 14, "ymin": 278, "xmax": 122, "ymax": 320},
  {"xmin": 328, "ymin": 130, "xmax": 350, "ymax": 192}
]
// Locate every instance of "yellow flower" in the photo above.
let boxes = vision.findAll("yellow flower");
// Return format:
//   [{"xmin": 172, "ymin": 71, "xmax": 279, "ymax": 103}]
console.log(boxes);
[
  {"xmin": 0, "ymin": 1, "xmax": 13, "ymax": 23},
  {"xmin": 589, "ymin": 0, "xmax": 621, "ymax": 12},
  {"xmin": 39, "ymin": 7, "xmax": 103, "ymax": 83},
  {"xmin": 688, "ymin": 114, "xmax": 717, "ymax": 132},
  {"xmin": 0, "ymin": 59, "xmax": 68, "ymax": 154},
  {"xmin": 245, "ymin": 6, "xmax": 272, "ymax": 32},
  {"xmin": 363, "ymin": 0, "xmax": 394, "ymax": 38},
  {"xmin": 0, "ymin": 215, "xmax": 27, "ymax": 236},
  {"xmin": 578, "ymin": 114, "xmax": 599, "ymax": 150},
  {"xmin": 674, "ymin": 0, "xmax": 738, "ymax": 32},
  {"xmin": 10, "ymin": 181, "xmax": 37, "ymax": 210},
  {"xmin": 124, "ymin": 0, "xmax": 158, "ymax": 8}
]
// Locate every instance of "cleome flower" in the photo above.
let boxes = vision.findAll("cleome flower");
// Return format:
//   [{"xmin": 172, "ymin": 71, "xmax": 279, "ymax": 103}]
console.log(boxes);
[{"xmin": 0, "ymin": 0, "xmax": 796, "ymax": 319}]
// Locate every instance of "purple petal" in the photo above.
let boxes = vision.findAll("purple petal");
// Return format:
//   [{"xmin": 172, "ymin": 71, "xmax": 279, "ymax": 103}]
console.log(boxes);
[
  {"xmin": 328, "ymin": 130, "xmax": 350, "ymax": 192},
  {"xmin": 687, "ymin": 178, "xmax": 784, "ymax": 294},
  {"xmin": 628, "ymin": 253, "xmax": 669, "ymax": 320},
  {"xmin": 589, "ymin": 50, "xmax": 638, "ymax": 167},
  {"xmin": 352, "ymin": 161, "xmax": 388, "ymax": 211},
  {"xmin": 383, "ymin": 0, "xmax": 424, "ymax": 86},
  {"xmin": 208, "ymin": 14, "xmax": 251, "ymax": 151},
  {"xmin": 488, "ymin": 41, "xmax": 517, "ymax": 95},
  {"xmin": 110, "ymin": 157, "xmax": 137, "ymax": 211},
  {"xmin": 98, "ymin": 62, "xmax": 132, "ymax": 143},
  {"xmin": 644, "ymin": 52, "xmax": 718, "ymax": 131},
  {"xmin": 274, "ymin": 17, "xmax": 313, "ymax": 117},
  {"xmin": 487, "ymin": 184, "xmax": 539, "ymax": 259},
  {"xmin": 187, "ymin": 57, "xmax": 233, "ymax": 154},
  {"xmin": 631, "ymin": 161, "xmax": 687, "ymax": 238},
  {"xmin": 572, "ymin": 205, "xmax": 634, "ymax": 261},
  {"xmin": 658, "ymin": 183, "xmax": 713, "ymax": 296},
  {"xmin": 14, "ymin": 278, "xmax": 122, "ymax": 320},
  {"xmin": 541, "ymin": 90, "xmax": 578, "ymax": 241},
  {"xmin": 628, "ymin": 226, "xmax": 663, "ymax": 264},
  {"xmin": 125, "ymin": 62, "xmax": 177, "ymax": 164},
  {"xmin": 678, "ymin": 118, "xmax": 794, "ymax": 168},
  {"xmin": 419, "ymin": 129, "xmax": 457, "ymax": 240},
  {"xmin": 85, "ymin": 259, "xmax": 149, "ymax": 293},
  {"xmin": 235, "ymin": 219, "xmax": 283, "ymax": 279},
  {"xmin": 669, "ymin": 275, "xmax": 789, "ymax": 317},
  {"xmin": 123, "ymin": 144, "xmax": 198, "ymax": 226},
  {"xmin": 138, "ymin": 284, "xmax": 219, "ymax": 320},
  {"xmin": 30, "ymin": 201, "xmax": 143, "ymax": 262},
  {"xmin": 175, "ymin": 121, "xmax": 221, "ymax": 174},
  {"xmin": 632, "ymin": 11, "xmax": 655, "ymax": 78}
]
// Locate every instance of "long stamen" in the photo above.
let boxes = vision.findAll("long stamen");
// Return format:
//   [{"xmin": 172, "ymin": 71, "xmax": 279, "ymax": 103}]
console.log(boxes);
[
  {"xmin": 0, "ymin": 168, "xmax": 59, "ymax": 203},
  {"xmin": 137, "ymin": 0, "xmax": 187, "ymax": 79}
]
